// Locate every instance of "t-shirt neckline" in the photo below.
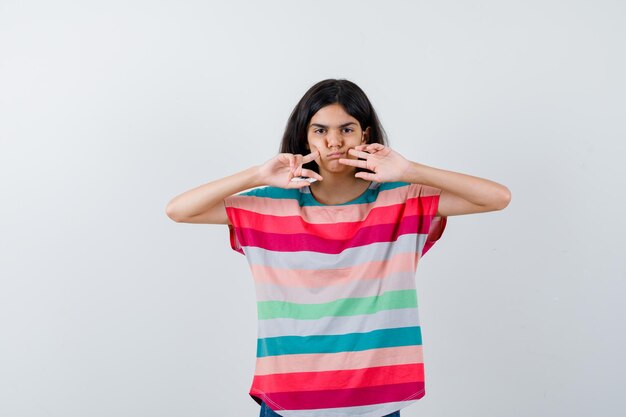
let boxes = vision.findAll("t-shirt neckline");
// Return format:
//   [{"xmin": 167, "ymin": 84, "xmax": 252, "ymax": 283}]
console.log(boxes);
[{"xmin": 306, "ymin": 180, "xmax": 375, "ymax": 206}]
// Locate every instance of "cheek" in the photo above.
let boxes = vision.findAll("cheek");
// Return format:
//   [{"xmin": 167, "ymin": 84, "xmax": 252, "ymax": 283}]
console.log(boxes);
[{"xmin": 307, "ymin": 139, "xmax": 319, "ymax": 150}]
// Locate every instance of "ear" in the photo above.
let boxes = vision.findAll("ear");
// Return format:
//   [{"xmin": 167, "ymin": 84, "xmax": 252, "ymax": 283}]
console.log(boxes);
[{"xmin": 362, "ymin": 127, "xmax": 371, "ymax": 143}]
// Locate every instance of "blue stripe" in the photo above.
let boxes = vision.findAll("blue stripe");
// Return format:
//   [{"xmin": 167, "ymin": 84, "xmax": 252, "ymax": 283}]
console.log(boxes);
[
  {"xmin": 256, "ymin": 325, "xmax": 422, "ymax": 357},
  {"xmin": 238, "ymin": 187, "xmax": 299, "ymax": 199}
]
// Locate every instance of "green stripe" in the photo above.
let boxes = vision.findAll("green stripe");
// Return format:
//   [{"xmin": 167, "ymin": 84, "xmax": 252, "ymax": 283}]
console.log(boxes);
[{"xmin": 257, "ymin": 289, "xmax": 417, "ymax": 320}]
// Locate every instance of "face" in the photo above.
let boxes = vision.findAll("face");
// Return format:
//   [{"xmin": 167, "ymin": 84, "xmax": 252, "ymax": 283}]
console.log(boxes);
[{"xmin": 305, "ymin": 103, "xmax": 370, "ymax": 175}]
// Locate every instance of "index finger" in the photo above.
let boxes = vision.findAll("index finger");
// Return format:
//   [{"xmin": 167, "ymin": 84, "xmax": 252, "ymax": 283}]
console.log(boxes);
[{"xmin": 302, "ymin": 150, "xmax": 320, "ymax": 164}]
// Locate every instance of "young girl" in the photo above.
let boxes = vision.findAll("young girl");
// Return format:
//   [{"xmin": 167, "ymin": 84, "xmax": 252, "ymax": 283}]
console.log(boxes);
[{"xmin": 166, "ymin": 79, "xmax": 511, "ymax": 417}]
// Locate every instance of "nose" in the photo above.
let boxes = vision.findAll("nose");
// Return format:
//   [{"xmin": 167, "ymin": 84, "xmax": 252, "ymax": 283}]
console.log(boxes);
[{"xmin": 326, "ymin": 129, "xmax": 342, "ymax": 148}]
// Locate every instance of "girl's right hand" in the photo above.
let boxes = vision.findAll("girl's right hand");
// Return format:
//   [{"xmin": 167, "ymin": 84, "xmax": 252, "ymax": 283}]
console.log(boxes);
[{"xmin": 257, "ymin": 150, "xmax": 324, "ymax": 188}]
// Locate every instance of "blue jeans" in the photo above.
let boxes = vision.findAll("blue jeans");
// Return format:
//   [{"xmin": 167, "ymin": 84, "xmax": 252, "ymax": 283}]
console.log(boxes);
[{"xmin": 259, "ymin": 401, "xmax": 400, "ymax": 417}]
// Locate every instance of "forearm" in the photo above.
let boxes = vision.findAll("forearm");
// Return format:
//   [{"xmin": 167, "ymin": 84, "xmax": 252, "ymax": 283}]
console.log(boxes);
[
  {"xmin": 401, "ymin": 161, "xmax": 511, "ymax": 209},
  {"xmin": 165, "ymin": 165, "xmax": 262, "ymax": 221}
]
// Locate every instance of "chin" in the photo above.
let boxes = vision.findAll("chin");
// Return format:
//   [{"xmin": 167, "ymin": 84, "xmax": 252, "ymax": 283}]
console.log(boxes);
[{"xmin": 324, "ymin": 168, "xmax": 356, "ymax": 177}]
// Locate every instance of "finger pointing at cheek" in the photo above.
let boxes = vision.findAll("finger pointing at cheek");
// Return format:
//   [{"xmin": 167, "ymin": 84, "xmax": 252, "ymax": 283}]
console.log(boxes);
[{"xmin": 338, "ymin": 158, "xmax": 359, "ymax": 167}]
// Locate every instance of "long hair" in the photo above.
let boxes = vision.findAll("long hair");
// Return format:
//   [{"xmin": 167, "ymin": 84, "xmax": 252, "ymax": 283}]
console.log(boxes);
[{"xmin": 279, "ymin": 79, "xmax": 388, "ymax": 176}]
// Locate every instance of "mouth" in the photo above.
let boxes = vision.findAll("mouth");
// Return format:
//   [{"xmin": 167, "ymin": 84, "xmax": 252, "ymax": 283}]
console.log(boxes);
[{"xmin": 327, "ymin": 152, "xmax": 345, "ymax": 159}]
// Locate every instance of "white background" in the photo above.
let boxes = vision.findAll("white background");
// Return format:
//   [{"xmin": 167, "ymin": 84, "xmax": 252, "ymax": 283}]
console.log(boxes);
[{"xmin": 1, "ymin": 1, "xmax": 624, "ymax": 416}]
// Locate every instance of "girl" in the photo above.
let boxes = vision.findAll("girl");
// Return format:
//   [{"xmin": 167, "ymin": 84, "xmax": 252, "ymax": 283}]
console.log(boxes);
[{"xmin": 166, "ymin": 79, "xmax": 511, "ymax": 417}]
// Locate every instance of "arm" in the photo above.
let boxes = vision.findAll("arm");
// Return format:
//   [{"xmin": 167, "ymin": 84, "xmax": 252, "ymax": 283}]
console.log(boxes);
[
  {"xmin": 165, "ymin": 165, "xmax": 262, "ymax": 224},
  {"xmin": 342, "ymin": 144, "xmax": 511, "ymax": 217},
  {"xmin": 400, "ymin": 161, "xmax": 511, "ymax": 217},
  {"xmin": 165, "ymin": 150, "xmax": 323, "ymax": 224}
]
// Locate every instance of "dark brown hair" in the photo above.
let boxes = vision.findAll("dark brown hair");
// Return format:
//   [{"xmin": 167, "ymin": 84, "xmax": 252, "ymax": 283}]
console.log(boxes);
[{"xmin": 279, "ymin": 79, "xmax": 388, "ymax": 175}]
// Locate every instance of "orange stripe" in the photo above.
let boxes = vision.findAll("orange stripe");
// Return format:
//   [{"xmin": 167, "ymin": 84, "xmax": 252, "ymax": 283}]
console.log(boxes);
[{"xmin": 254, "ymin": 345, "xmax": 423, "ymax": 375}]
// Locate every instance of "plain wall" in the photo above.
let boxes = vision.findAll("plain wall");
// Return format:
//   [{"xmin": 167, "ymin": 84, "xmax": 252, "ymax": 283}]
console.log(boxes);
[{"xmin": 1, "ymin": 0, "xmax": 624, "ymax": 416}]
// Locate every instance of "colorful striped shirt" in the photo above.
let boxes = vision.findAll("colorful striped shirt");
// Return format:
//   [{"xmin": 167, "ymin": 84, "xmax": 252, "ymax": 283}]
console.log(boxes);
[{"xmin": 223, "ymin": 180, "xmax": 447, "ymax": 417}]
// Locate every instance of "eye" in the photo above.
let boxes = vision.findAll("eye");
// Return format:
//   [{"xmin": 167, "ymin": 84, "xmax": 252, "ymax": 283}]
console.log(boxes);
[
  {"xmin": 342, "ymin": 128, "xmax": 354, "ymax": 134},
  {"xmin": 314, "ymin": 128, "xmax": 326, "ymax": 134}
]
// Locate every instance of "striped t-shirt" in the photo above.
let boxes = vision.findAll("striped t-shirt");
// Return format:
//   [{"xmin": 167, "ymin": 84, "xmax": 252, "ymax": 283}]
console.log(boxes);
[{"xmin": 223, "ymin": 180, "xmax": 447, "ymax": 417}]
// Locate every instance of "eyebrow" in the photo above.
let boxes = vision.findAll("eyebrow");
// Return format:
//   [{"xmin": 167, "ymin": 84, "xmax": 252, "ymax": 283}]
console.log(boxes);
[{"xmin": 309, "ymin": 122, "xmax": 357, "ymax": 129}]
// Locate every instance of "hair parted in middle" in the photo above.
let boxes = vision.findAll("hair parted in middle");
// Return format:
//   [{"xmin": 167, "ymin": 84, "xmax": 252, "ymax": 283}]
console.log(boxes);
[{"xmin": 279, "ymin": 78, "xmax": 388, "ymax": 176}]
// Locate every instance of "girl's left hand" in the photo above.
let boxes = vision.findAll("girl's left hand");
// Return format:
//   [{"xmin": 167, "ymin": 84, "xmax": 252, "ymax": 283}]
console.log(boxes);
[{"xmin": 339, "ymin": 143, "xmax": 412, "ymax": 183}]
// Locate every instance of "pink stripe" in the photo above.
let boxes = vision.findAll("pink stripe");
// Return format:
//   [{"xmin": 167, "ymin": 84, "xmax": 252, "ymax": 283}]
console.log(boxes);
[
  {"xmin": 406, "ymin": 183, "xmax": 441, "ymax": 199},
  {"xmin": 225, "ymin": 185, "xmax": 409, "ymax": 222},
  {"xmin": 226, "ymin": 197, "xmax": 438, "ymax": 240},
  {"xmin": 423, "ymin": 215, "xmax": 447, "ymax": 256},
  {"xmin": 236, "ymin": 215, "xmax": 426, "ymax": 253},
  {"xmin": 254, "ymin": 269, "xmax": 415, "ymax": 303},
  {"xmin": 251, "ymin": 381, "xmax": 425, "ymax": 410},
  {"xmin": 254, "ymin": 345, "xmax": 423, "ymax": 375},
  {"xmin": 225, "ymin": 183, "xmax": 441, "ymax": 222},
  {"xmin": 252, "ymin": 363, "xmax": 423, "ymax": 393},
  {"xmin": 226, "ymin": 195, "xmax": 438, "ymax": 237},
  {"xmin": 226, "ymin": 199, "xmax": 403, "ymax": 237},
  {"xmin": 250, "ymin": 251, "xmax": 417, "ymax": 288}
]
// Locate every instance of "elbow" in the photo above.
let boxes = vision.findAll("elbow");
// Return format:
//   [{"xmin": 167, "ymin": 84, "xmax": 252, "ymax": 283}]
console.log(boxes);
[
  {"xmin": 165, "ymin": 202, "xmax": 183, "ymax": 222},
  {"xmin": 495, "ymin": 186, "xmax": 512, "ymax": 210}
]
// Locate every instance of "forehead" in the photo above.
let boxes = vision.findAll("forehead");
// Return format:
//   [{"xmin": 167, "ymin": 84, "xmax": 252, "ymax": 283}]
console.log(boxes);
[{"xmin": 309, "ymin": 103, "xmax": 358, "ymax": 126}]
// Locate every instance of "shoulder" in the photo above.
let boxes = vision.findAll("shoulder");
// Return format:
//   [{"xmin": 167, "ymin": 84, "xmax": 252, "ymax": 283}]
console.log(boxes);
[
  {"xmin": 376, "ymin": 181, "xmax": 441, "ymax": 198},
  {"xmin": 376, "ymin": 181, "xmax": 410, "ymax": 193},
  {"xmin": 235, "ymin": 186, "xmax": 300, "ymax": 199},
  {"xmin": 225, "ymin": 186, "xmax": 301, "ymax": 207},
  {"xmin": 404, "ymin": 182, "xmax": 442, "ymax": 198}
]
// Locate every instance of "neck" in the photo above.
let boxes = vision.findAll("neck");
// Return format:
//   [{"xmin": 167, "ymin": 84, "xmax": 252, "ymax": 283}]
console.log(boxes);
[{"xmin": 309, "ymin": 170, "xmax": 371, "ymax": 205}]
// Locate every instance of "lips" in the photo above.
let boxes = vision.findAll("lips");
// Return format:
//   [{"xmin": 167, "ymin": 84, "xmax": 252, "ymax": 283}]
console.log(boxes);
[{"xmin": 327, "ymin": 152, "xmax": 345, "ymax": 159}]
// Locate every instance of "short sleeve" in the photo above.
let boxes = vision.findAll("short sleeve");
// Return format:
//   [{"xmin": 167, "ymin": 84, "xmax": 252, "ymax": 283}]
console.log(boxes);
[
  {"xmin": 423, "ymin": 211, "xmax": 447, "ymax": 256},
  {"xmin": 223, "ymin": 186, "xmax": 272, "ymax": 256},
  {"xmin": 407, "ymin": 183, "xmax": 448, "ymax": 257},
  {"xmin": 223, "ymin": 193, "xmax": 246, "ymax": 255}
]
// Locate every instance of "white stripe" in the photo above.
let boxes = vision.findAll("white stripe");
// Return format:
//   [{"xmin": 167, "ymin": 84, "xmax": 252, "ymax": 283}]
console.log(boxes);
[
  {"xmin": 269, "ymin": 399, "xmax": 419, "ymax": 417},
  {"xmin": 257, "ymin": 307, "xmax": 421, "ymax": 338}
]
